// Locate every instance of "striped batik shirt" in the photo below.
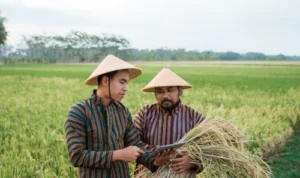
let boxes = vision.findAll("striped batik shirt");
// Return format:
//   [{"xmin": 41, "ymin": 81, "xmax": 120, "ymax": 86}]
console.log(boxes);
[
  {"xmin": 65, "ymin": 90, "xmax": 156, "ymax": 178},
  {"xmin": 134, "ymin": 102, "xmax": 205, "ymax": 176}
]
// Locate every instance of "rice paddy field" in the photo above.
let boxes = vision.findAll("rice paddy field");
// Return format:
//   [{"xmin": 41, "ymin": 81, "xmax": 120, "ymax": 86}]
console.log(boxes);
[{"xmin": 0, "ymin": 62, "xmax": 300, "ymax": 177}]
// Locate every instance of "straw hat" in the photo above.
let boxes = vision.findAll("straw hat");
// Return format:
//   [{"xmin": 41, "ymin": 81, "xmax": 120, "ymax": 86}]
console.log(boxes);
[
  {"xmin": 85, "ymin": 54, "xmax": 142, "ymax": 85},
  {"xmin": 143, "ymin": 68, "xmax": 192, "ymax": 92}
]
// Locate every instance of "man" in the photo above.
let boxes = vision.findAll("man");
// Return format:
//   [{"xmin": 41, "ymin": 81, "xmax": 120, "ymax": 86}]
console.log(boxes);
[
  {"xmin": 65, "ymin": 55, "xmax": 157, "ymax": 178},
  {"xmin": 134, "ymin": 68, "xmax": 205, "ymax": 177}
]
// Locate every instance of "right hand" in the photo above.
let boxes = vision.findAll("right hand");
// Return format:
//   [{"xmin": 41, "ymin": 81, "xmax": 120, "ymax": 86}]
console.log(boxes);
[
  {"xmin": 117, "ymin": 146, "xmax": 145, "ymax": 162},
  {"xmin": 154, "ymin": 149, "xmax": 176, "ymax": 166}
]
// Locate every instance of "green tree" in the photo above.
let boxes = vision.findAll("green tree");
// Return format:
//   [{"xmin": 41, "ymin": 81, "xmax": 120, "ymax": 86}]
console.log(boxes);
[
  {"xmin": 244, "ymin": 52, "xmax": 266, "ymax": 60},
  {"xmin": 219, "ymin": 51, "xmax": 241, "ymax": 60},
  {"xmin": 0, "ymin": 14, "xmax": 8, "ymax": 45}
]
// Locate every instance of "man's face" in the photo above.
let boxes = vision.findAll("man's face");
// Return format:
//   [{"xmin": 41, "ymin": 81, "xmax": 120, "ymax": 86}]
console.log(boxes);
[
  {"xmin": 155, "ymin": 86, "xmax": 181, "ymax": 110},
  {"xmin": 108, "ymin": 70, "xmax": 129, "ymax": 102}
]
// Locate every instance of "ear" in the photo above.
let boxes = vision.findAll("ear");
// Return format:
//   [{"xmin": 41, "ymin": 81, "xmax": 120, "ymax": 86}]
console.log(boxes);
[
  {"xmin": 178, "ymin": 88, "xmax": 182, "ymax": 96},
  {"xmin": 101, "ymin": 76, "xmax": 109, "ymax": 86}
]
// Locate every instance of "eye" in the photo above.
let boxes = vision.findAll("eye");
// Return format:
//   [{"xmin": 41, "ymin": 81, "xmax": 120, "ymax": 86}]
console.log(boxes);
[
  {"xmin": 120, "ymin": 80, "xmax": 127, "ymax": 84},
  {"xmin": 168, "ymin": 89, "xmax": 174, "ymax": 93},
  {"xmin": 157, "ymin": 90, "xmax": 163, "ymax": 94}
]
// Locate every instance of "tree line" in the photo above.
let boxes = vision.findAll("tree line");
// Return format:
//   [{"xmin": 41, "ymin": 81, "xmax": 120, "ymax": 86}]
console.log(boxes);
[{"xmin": 0, "ymin": 18, "xmax": 299, "ymax": 63}]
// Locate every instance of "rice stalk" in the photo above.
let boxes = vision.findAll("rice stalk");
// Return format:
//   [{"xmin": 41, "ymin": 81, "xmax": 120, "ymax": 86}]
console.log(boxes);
[{"xmin": 136, "ymin": 118, "xmax": 271, "ymax": 178}]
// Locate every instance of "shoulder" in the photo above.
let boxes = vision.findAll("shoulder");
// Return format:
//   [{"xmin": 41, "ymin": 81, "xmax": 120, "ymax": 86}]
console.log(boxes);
[
  {"xmin": 181, "ymin": 104, "xmax": 206, "ymax": 124},
  {"xmin": 138, "ymin": 103, "xmax": 158, "ymax": 114},
  {"xmin": 181, "ymin": 104, "xmax": 203, "ymax": 115},
  {"xmin": 66, "ymin": 99, "xmax": 90, "ymax": 124},
  {"xmin": 69, "ymin": 99, "xmax": 88, "ymax": 113}
]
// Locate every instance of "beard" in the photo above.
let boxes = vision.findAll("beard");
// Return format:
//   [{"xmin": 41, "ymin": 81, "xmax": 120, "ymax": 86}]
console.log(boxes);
[{"xmin": 159, "ymin": 99, "xmax": 180, "ymax": 111}]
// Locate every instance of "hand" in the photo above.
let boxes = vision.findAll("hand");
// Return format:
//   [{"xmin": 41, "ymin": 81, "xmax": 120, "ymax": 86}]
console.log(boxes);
[
  {"xmin": 113, "ymin": 146, "xmax": 145, "ymax": 162},
  {"xmin": 169, "ymin": 150, "xmax": 197, "ymax": 174},
  {"xmin": 154, "ymin": 149, "xmax": 175, "ymax": 166}
]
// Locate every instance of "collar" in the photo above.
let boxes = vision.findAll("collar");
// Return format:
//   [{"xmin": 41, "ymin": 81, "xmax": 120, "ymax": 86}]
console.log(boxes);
[{"xmin": 91, "ymin": 89, "xmax": 115, "ymax": 107}]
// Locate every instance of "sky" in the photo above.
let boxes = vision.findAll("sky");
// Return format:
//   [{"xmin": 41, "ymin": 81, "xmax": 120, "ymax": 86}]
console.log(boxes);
[{"xmin": 1, "ymin": 0, "xmax": 300, "ymax": 55}]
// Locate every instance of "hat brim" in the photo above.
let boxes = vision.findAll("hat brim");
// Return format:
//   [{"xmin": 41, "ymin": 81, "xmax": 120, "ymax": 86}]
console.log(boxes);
[
  {"xmin": 143, "ymin": 85, "xmax": 192, "ymax": 92},
  {"xmin": 85, "ymin": 67, "xmax": 142, "ymax": 86}
]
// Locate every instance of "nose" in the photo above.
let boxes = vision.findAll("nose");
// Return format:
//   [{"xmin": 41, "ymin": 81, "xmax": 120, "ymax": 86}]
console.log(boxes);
[
  {"xmin": 163, "ymin": 92, "xmax": 169, "ymax": 99},
  {"xmin": 123, "ymin": 84, "xmax": 128, "ymax": 92}
]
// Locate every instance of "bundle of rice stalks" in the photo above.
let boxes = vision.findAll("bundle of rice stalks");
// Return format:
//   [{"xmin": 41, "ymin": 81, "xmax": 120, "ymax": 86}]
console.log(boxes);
[{"xmin": 136, "ymin": 118, "xmax": 271, "ymax": 178}]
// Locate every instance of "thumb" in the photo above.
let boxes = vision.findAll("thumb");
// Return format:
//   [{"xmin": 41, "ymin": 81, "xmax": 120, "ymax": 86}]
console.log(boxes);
[{"xmin": 137, "ymin": 148, "xmax": 145, "ymax": 154}]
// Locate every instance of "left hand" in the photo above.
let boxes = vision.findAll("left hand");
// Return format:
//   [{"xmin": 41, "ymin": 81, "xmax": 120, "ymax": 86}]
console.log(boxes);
[{"xmin": 169, "ymin": 150, "xmax": 197, "ymax": 174}]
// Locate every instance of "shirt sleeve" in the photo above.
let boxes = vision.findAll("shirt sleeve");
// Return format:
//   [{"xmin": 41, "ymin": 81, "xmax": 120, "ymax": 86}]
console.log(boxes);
[
  {"xmin": 65, "ymin": 103, "xmax": 113, "ymax": 169},
  {"xmin": 133, "ymin": 106, "xmax": 160, "ymax": 153},
  {"xmin": 124, "ymin": 107, "xmax": 159, "ymax": 172},
  {"xmin": 192, "ymin": 108, "xmax": 206, "ymax": 127},
  {"xmin": 133, "ymin": 106, "xmax": 146, "ymax": 141}
]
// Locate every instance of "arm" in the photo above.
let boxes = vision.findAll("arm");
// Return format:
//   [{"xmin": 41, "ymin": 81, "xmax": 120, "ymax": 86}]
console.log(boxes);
[
  {"xmin": 66, "ymin": 104, "xmax": 144, "ymax": 168},
  {"xmin": 65, "ymin": 104, "xmax": 114, "ymax": 168},
  {"xmin": 193, "ymin": 109, "xmax": 206, "ymax": 126},
  {"xmin": 169, "ymin": 109, "xmax": 206, "ymax": 174}
]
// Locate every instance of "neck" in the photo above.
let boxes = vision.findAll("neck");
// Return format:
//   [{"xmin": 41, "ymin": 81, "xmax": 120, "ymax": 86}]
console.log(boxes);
[{"xmin": 96, "ymin": 88, "xmax": 112, "ymax": 106}]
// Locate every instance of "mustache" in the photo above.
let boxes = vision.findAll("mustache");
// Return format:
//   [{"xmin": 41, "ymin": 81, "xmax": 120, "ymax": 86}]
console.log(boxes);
[{"xmin": 162, "ymin": 99, "xmax": 173, "ymax": 103}]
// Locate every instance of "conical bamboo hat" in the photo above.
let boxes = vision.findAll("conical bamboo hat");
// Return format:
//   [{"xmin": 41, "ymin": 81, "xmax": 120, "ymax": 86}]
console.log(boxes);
[
  {"xmin": 85, "ymin": 54, "xmax": 142, "ymax": 85},
  {"xmin": 143, "ymin": 68, "xmax": 192, "ymax": 92}
]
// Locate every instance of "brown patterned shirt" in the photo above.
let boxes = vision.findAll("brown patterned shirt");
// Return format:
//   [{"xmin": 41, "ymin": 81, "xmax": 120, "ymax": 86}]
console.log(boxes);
[
  {"xmin": 134, "ymin": 102, "xmax": 205, "ymax": 176},
  {"xmin": 65, "ymin": 90, "xmax": 156, "ymax": 178}
]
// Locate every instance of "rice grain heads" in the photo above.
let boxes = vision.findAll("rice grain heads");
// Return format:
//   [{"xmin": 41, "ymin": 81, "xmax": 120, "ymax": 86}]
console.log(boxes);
[{"xmin": 136, "ymin": 118, "xmax": 271, "ymax": 178}]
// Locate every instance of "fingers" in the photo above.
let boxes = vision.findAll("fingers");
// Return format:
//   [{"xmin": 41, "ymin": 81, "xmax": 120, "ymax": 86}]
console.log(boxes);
[
  {"xmin": 177, "ymin": 149, "xmax": 184, "ymax": 156},
  {"xmin": 129, "ymin": 146, "xmax": 144, "ymax": 159},
  {"xmin": 169, "ymin": 157, "xmax": 184, "ymax": 170},
  {"xmin": 137, "ymin": 148, "xmax": 145, "ymax": 154},
  {"xmin": 161, "ymin": 149, "xmax": 170, "ymax": 157},
  {"xmin": 130, "ymin": 146, "xmax": 144, "ymax": 155},
  {"xmin": 169, "ymin": 162, "xmax": 179, "ymax": 168},
  {"xmin": 170, "ymin": 163, "xmax": 187, "ymax": 174},
  {"xmin": 170, "ymin": 164, "xmax": 185, "ymax": 174},
  {"xmin": 170, "ymin": 157, "xmax": 184, "ymax": 163},
  {"xmin": 161, "ymin": 149, "xmax": 176, "ymax": 159},
  {"xmin": 170, "ymin": 158, "xmax": 183, "ymax": 170},
  {"xmin": 155, "ymin": 153, "xmax": 162, "ymax": 160},
  {"xmin": 170, "ymin": 148, "xmax": 176, "ymax": 153}
]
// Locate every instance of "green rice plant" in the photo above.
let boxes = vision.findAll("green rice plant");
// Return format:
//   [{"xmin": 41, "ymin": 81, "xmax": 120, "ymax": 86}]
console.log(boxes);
[{"xmin": 0, "ymin": 63, "xmax": 299, "ymax": 177}]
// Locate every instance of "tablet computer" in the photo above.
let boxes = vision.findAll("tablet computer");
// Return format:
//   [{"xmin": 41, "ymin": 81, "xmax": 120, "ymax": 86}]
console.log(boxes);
[{"xmin": 146, "ymin": 142, "xmax": 187, "ymax": 159}]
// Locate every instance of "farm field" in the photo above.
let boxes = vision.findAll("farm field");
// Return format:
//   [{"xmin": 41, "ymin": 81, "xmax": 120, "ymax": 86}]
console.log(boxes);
[
  {"xmin": 0, "ymin": 62, "xmax": 300, "ymax": 177},
  {"xmin": 267, "ymin": 128, "xmax": 300, "ymax": 178}
]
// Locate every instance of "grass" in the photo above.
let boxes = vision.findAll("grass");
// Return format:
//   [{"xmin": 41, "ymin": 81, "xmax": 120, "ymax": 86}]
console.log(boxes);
[
  {"xmin": 267, "ymin": 128, "xmax": 300, "ymax": 178},
  {"xmin": 0, "ymin": 63, "xmax": 300, "ymax": 177}
]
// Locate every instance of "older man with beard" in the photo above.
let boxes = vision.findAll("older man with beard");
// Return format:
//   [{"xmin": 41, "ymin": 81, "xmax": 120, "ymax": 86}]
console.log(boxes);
[{"xmin": 134, "ymin": 68, "xmax": 206, "ymax": 177}]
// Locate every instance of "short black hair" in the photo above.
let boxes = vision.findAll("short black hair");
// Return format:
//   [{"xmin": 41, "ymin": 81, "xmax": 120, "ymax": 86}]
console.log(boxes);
[{"xmin": 97, "ymin": 70, "xmax": 118, "ymax": 86}]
